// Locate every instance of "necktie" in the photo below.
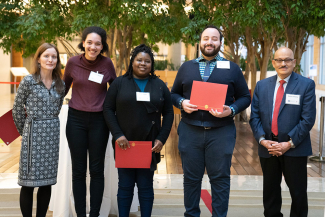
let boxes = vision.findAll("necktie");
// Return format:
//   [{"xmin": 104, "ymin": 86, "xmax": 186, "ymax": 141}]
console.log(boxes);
[
  {"xmin": 203, "ymin": 60, "xmax": 213, "ymax": 82},
  {"xmin": 271, "ymin": 80, "xmax": 286, "ymax": 136}
]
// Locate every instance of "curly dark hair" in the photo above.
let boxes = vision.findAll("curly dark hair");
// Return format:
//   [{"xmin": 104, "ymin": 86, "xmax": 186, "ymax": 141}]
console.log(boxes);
[
  {"xmin": 77, "ymin": 26, "xmax": 109, "ymax": 54},
  {"xmin": 124, "ymin": 44, "xmax": 156, "ymax": 79},
  {"xmin": 199, "ymin": 24, "xmax": 223, "ymax": 42}
]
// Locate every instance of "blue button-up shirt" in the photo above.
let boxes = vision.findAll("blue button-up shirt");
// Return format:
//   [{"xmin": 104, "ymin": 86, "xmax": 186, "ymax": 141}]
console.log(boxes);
[{"xmin": 195, "ymin": 54, "xmax": 223, "ymax": 80}]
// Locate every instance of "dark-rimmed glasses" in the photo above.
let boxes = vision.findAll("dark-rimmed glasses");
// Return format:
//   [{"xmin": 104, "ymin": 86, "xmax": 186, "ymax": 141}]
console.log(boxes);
[{"xmin": 273, "ymin": 59, "xmax": 294, "ymax": 64}]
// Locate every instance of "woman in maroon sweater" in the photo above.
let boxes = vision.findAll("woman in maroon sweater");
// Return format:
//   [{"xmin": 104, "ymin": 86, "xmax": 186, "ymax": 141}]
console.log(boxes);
[{"xmin": 63, "ymin": 26, "xmax": 116, "ymax": 217}]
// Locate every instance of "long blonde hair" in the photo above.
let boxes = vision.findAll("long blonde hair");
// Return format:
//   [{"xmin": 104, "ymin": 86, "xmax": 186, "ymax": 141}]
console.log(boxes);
[{"xmin": 32, "ymin": 43, "xmax": 65, "ymax": 93}]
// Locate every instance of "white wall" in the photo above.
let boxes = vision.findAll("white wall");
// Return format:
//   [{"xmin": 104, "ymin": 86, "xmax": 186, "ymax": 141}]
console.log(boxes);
[
  {"xmin": 167, "ymin": 41, "xmax": 182, "ymax": 69},
  {"xmin": 0, "ymin": 48, "xmax": 11, "ymax": 96}
]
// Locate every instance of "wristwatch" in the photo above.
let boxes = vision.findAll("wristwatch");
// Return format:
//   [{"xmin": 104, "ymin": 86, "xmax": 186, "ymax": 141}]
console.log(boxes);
[
  {"xmin": 229, "ymin": 106, "xmax": 235, "ymax": 117},
  {"xmin": 179, "ymin": 98, "xmax": 185, "ymax": 110}
]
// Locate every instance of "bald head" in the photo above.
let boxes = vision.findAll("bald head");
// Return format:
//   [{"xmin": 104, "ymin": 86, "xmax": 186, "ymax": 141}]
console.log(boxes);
[
  {"xmin": 274, "ymin": 47, "xmax": 294, "ymax": 59},
  {"xmin": 272, "ymin": 47, "xmax": 296, "ymax": 79}
]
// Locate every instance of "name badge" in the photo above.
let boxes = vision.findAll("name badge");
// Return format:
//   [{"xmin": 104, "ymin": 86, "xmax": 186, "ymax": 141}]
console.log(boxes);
[
  {"xmin": 136, "ymin": 92, "xmax": 150, "ymax": 102},
  {"xmin": 88, "ymin": 71, "xmax": 104, "ymax": 84},
  {"xmin": 285, "ymin": 94, "xmax": 300, "ymax": 105},
  {"xmin": 217, "ymin": 61, "xmax": 230, "ymax": 69}
]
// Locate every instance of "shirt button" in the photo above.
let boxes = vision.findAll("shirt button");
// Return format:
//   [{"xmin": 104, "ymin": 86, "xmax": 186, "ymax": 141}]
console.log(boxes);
[
  {"xmin": 156, "ymin": 110, "xmax": 158, "ymax": 113},
  {"xmin": 152, "ymin": 121, "xmax": 155, "ymax": 124},
  {"xmin": 160, "ymin": 98, "xmax": 162, "ymax": 101}
]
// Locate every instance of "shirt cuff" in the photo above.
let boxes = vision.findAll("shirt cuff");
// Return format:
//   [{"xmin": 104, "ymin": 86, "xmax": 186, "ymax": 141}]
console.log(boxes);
[
  {"xmin": 259, "ymin": 136, "xmax": 265, "ymax": 145},
  {"xmin": 289, "ymin": 138, "xmax": 295, "ymax": 148}
]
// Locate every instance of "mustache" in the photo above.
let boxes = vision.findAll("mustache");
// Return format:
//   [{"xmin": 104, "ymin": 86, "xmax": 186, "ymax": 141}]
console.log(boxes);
[
  {"xmin": 280, "ymin": 66, "xmax": 287, "ymax": 69},
  {"xmin": 204, "ymin": 44, "xmax": 215, "ymax": 48}
]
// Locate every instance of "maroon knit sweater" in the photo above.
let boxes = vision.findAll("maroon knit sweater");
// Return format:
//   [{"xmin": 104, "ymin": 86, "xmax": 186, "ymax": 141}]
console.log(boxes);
[{"xmin": 63, "ymin": 54, "xmax": 116, "ymax": 112}]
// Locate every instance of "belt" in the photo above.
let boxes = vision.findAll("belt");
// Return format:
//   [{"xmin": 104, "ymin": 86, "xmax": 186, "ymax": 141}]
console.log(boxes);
[
  {"xmin": 271, "ymin": 133, "xmax": 278, "ymax": 141},
  {"xmin": 204, "ymin": 127, "xmax": 211, "ymax": 130}
]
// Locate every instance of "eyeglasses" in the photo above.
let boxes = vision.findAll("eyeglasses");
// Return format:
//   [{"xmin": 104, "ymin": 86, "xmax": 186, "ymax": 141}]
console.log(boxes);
[{"xmin": 273, "ymin": 59, "xmax": 294, "ymax": 64}]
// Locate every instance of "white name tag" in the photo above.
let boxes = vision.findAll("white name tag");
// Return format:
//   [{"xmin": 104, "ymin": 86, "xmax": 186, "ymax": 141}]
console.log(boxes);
[
  {"xmin": 136, "ymin": 92, "xmax": 150, "ymax": 102},
  {"xmin": 88, "ymin": 71, "xmax": 104, "ymax": 84},
  {"xmin": 286, "ymin": 94, "xmax": 300, "ymax": 105},
  {"xmin": 217, "ymin": 61, "xmax": 230, "ymax": 69}
]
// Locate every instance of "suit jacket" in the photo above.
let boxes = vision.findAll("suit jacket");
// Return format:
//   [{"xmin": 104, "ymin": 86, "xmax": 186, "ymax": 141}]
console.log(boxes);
[
  {"xmin": 103, "ymin": 75, "xmax": 174, "ymax": 170},
  {"xmin": 249, "ymin": 72, "xmax": 316, "ymax": 158}
]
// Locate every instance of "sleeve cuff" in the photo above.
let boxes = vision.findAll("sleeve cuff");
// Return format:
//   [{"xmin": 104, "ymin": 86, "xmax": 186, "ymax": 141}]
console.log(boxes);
[
  {"xmin": 178, "ymin": 98, "xmax": 185, "ymax": 110},
  {"xmin": 289, "ymin": 138, "xmax": 295, "ymax": 148},
  {"xmin": 259, "ymin": 136, "xmax": 265, "ymax": 145},
  {"xmin": 229, "ymin": 105, "xmax": 236, "ymax": 117}
]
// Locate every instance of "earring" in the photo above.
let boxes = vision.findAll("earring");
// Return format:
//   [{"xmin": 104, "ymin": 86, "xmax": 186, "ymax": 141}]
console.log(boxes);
[{"xmin": 38, "ymin": 63, "xmax": 40, "ymax": 69}]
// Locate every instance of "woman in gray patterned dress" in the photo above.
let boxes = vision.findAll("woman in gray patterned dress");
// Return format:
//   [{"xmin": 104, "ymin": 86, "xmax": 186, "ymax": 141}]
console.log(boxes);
[{"xmin": 12, "ymin": 43, "xmax": 65, "ymax": 217}]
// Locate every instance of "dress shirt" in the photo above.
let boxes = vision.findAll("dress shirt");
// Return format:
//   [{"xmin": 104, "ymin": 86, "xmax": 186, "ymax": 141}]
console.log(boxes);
[
  {"xmin": 195, "ymin": 54, "xmax": 223, "ymax": 80},
  {"xmin": 272, "ymin": 74, "xmax": 291, "ymax": 119},
  {"xmin": 259, "ymin": 73, "xmax": 295, "ymax": 147}
]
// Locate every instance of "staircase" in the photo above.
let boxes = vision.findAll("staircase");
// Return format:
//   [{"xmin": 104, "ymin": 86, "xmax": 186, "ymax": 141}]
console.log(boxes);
[
  {"xmin": 0, "ymin": 188, "xmax": 52, "ymax": 217},
  {"xmin": 1, "ymin": 180, "xmax": 325, "ymax": 217},
  {"xmin": 115, "ymin": 189, "xmax": 325, "ymax": 217}
]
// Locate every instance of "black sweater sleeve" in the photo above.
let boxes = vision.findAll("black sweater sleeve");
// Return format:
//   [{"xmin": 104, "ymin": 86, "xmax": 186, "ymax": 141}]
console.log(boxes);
[
  {"xmin": 155, "ymin": 83, "xmax": 174, "ymax": 144},
  {"xmin": 103, "ymin": 78, "xmax": 125, "ymax": 140}
]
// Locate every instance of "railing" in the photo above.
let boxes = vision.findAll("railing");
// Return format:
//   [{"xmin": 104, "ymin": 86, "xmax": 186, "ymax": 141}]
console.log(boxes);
[{"xmin": 310, "ymin": 96, "xmax": 325, "ymax": 162}]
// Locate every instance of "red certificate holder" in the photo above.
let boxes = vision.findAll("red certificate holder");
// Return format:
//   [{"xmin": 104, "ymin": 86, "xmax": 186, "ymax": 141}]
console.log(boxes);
[
  {"xmin": 115, "ymin": 141, "xmax": 152, "ymax": 168},
  {"xmin": 0, "ymin": 110, "xmax": 20, "ymax": 146},
  {"xmin": 190, "ymin": 80, "xmax": 228, "ymax": 112}
]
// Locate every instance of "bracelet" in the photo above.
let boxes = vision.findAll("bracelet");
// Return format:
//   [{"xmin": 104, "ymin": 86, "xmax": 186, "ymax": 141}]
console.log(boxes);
[
  {"xmin": 229, "ymin": 106, "xmax": 235, "ymax": 117},
  {"xmin": 179, "ymin": 98, "xmax": 185, "ymax": 110}
]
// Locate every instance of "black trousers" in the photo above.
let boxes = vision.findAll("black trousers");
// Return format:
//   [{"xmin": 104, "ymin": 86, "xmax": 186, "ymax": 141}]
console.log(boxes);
[
  {"xmin": 260, "ymin": 155, "xmax": 308, "ymax": 217},
  {"xmin": 66, "ymin": 108, "xmax": 109, "ymax": 217}
]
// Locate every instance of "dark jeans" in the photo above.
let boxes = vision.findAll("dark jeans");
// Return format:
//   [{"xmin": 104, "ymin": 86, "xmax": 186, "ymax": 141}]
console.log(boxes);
[
  {"xmin": 178, "ymin": 121, "xmax": 236, "ymax": 217},
  {"xmin": 117, "ymin": 168, "xmax": 154, "ymax": 217},
  {"xmin": 260, "ymin": 156, "xmax": 308, "ymax": 217},
  {"xmin": 66, "ymin": 107, "xmax": 109, "ymax": 217}
]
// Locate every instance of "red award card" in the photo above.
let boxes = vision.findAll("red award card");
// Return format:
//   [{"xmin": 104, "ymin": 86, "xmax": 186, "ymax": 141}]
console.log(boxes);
[
  {"xmin": 115, "ymin": 141, "xmax": 152, "ymax": 168},
  {"xmin": 190, "ymin": 80, "xmax": 228, "ymax": 112},
  {"xmin": 0, "ymin": 110, "xmax": 20, "ymax": 146}
]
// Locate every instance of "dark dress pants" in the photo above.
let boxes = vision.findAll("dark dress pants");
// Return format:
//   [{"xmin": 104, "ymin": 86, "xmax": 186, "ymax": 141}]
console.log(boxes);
[
  {"xmin": 260, "ymin": 155, "xmax": 308, "ymax": 217},
  {"xmin": 66, "ymin": 108, "xmax": 109, "ymax": 217},
  {"xmin": 178, "ymin": 121, "xmax": 236, "ymax": 217}
]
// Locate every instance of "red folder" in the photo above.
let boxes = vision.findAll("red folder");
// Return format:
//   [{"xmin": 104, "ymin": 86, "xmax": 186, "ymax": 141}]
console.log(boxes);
[
  {"xmin": 0, "ymin": 110, "xmax": 20, "ymax": 145},
  {"xmin": 115, "ymin": 141, "xmax": 152, "ymax": 168},
  {"xmin": 190, "ymin": 80, "xmax": 228, "ymax": 112}
]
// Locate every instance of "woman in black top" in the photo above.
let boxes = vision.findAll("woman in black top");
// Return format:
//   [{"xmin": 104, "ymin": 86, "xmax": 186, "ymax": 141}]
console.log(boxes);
[{"xmin": 103, "ymin": 44, "xmax": 174, "ymax": 217}]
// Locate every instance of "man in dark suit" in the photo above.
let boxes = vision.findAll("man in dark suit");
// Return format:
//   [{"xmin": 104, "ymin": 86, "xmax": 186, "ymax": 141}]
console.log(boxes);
[{"xmin": 250, "ymin": 47, "xmax": 316, "ymax": 217}]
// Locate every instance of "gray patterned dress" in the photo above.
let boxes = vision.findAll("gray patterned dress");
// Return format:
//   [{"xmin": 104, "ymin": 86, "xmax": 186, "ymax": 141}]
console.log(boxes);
[{"xmin": 12, "ymin": 74, "xmax": 65, "ymax": 187}]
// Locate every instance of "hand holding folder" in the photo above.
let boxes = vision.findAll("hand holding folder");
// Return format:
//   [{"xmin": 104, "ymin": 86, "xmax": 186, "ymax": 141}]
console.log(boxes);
[
  {"xmin": 115, "ymin": 141, "xmax": 152, "ymax": 168},
  {"xmin": 0, "ymin": 110, "xmax": 20, "ymax": 146},
  {"xmin": 190, "ymin": 81, "xmax": 228, "ymax": 112}
]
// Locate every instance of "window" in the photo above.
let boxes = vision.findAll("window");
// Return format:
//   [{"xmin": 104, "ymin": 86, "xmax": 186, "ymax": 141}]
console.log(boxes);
[
  {"xmin": 300, "ymin": 35, "xmax": 314, "ymax": 77},
  {"xmin": 319, "ymin": 37, "xmax": 325, "ymax": 84}
]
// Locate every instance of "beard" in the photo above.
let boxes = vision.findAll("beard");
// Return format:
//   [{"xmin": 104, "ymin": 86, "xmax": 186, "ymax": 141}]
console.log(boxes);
[{"xmin": 200, "ymin": 44, "xmax": 220, "ymax": 57}]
